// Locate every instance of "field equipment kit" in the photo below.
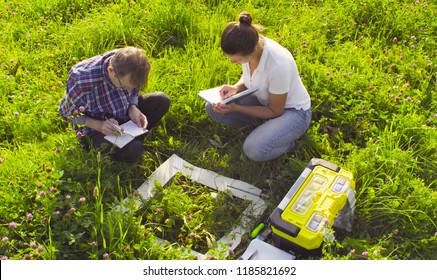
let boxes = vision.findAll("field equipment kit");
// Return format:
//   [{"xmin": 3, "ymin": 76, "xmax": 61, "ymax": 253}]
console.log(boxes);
[{"xmin": 241, "ymin": 158, "xmax": 356, "ymax": 260}]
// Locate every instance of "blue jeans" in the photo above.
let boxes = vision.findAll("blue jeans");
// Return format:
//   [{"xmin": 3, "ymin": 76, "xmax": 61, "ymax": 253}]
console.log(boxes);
[{"xmin": 205, "ymin": 95, "xmax": 311, "ymax": 161}]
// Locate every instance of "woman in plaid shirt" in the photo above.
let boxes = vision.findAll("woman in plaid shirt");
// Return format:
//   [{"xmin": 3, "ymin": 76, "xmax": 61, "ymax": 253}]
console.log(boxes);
[{"xmin": 59, "ymin": 46, "xmax": 170, "ymax": 162}]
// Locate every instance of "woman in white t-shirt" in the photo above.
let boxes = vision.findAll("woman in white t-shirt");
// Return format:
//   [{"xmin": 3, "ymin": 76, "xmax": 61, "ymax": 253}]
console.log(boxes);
[{"xmin": 206, "ymin": 11, "xmax": 311, "ymax": 161}]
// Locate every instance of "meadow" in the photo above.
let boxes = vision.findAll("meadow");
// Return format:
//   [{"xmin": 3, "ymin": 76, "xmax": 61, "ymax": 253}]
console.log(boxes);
[{"xmin": 0, "ymin": 0, "xmax": 436, "ymax": 260}]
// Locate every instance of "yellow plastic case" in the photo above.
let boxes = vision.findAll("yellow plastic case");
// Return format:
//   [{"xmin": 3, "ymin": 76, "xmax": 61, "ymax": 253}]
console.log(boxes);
[{"xmin": 269, "ymin": 158, "xmax": 355, "ymax": 254}]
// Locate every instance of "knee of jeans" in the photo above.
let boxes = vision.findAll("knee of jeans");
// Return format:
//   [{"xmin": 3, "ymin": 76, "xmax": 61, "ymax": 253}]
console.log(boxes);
[
  {"xmin": 205, "ymin": 103, "xmax": 217, "ymax": 120},
  {"xmin": 243, "ymin": 141, "xmax": 265, "ymax": 162}
]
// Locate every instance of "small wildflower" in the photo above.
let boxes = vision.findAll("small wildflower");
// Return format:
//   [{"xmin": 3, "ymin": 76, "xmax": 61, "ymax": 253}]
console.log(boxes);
[
  {"xmin": 399, "ymin": 55, "xmax": 404, "ymax": 60},
  {"xmin": 8, "ymin": 222, "xmax": 17, "ymax": 229},
  {"xmin": 434, "ymin": 232, "xmax": 437, "ymax": 237},
  {"xmin": 53, "ymin": 210, "xmax": 61, "ymax": 217},
  {"xmin": 189, "ymin": 232, "xmax": 195, "ymax": 238},
  {"xmin": 30, "ymin": 241, "xmax": 37, "ymax": 249},
  {"xmin": 39, "ymin": 191, "xmax": 45, "ymax": 197},
  {"xmin": 404, "ymin": 96, "xmax": 412, "ymax": 102},
  {"xmin": 390, "ymin": 63, "xmax": 395, "ymax": 68},
  {"xmin": 228, "ymin": 241, "xmax": 234, "ymax": 247},
  {"xmin": 23, "ymin": 253, "xmax": 30, "ymax": 260},
  {"xmin": 362, "ymin": 251, "xmax": 369, "ymax": 257},
  {"xmin": 410, "ymin": 35, "xmax": 416, "ymax": 40},
  {"xmin": 228, "ymin": 249, "xmax": 235, "ymax": 256},
  {"xmin": 37, "ymin": 245, "xmax": 44, "ymax": 253},
  {"xmin": 79, "ymin": 106, "xmax": 85, "ymax": 112},
  {"xmin": 326, "ymin": 71, "xmax": 331, "ymax": 76},
  {"xmin": 231, "ymin": 229, "xmax": 237, "ymax": 236},
  {"xmin": 393, "ymin": 37, "xmax": 398, "ymax": 43},
  {"xmin": 0, "ymin": 158, "xmax": 3, "ymax": 164},
  {"xmin": 65, "ymin": 195, "xmax": 71, "ymax": 201},
  {"xmin": 91, "ymin": 241, "xmax": 97, "ymax": 247},
  {"xmin": 103, "ymin": 253, "xmax": 109, "ymax": 259},
  {"xmin": 13, "ymin": 111, "xmax": 19, "ymax": 117},
  {"xmin": 350, "ymin": 249, "xmax": 356, "ymax": 255},
  {"xmin": 155, "ymin": 207, "xmax": 163, "ymax": 214},
  {"xmin": 50, "ymin": 186, "xmax": 57, "ymax": 193},
  {"xmin": 73, "ymin": 110, "xmax": 78, "ymax": 117},
  {"xmin": 55, "ymin": 148, "xmax": 61, "ymax": 153},
  {"xmin": 2, "ymin": 236, "xmax": 8, "ymax": 242},
  {"xmin": 412, "ymin": 63, "xmax": 417, "ymax": 67},
  {"xmin": 1, "ymin": 256, "xmax": 8, "ymax": 260},
  {"xmin": 9, "ymin": 59, "xmax": 14, "ymax": 63},
  {"xmin": 186, "ymin": 215, "xmax": 192, "ymax": 221},
  {"xmin": 76, "ymin": 131, "xmax": 83, "ymax": 138},
  {"xmin": 37, "ymin": 182, "xmax": 43, "ymax": 188},
  {"xmin": 70, "ymin": 207, "xmax": 76, "ymax": 213},
  {"xmin": 79, "ymin": 197, "xmax": 86, "ymax": 203},
  {"xmin": 27, "ymin": 213, "xmax": 33, "ymax": 220}
]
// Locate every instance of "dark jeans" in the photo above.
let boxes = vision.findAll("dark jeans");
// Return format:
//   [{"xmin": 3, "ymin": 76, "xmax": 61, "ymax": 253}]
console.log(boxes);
[{"xmin": 80, "ymin": 92, "xmax": 170, "ymax": 162}]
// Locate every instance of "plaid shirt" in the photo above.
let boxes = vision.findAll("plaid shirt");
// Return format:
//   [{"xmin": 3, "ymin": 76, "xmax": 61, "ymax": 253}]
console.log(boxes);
[{"xmin": 58, "ymin": 50, "xmax": 139, "ymax": 134}]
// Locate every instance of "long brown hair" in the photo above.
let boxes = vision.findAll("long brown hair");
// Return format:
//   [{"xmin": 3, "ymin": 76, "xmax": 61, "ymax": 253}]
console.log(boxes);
[{"xmin": 220, "ymin": 12, "xmax": 262, "ymax": 56}]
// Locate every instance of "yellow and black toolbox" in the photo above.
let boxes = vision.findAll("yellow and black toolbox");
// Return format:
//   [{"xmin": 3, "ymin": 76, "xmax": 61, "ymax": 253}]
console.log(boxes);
[{"xmin": 242, "ymin": 158, "xmax": 356, "ymax": 259}]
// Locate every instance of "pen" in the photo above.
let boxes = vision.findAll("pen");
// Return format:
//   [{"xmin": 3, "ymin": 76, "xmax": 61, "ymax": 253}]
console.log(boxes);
[
  {"xmin": 222, "ymin": 78, "xmax": 230, "ymax": 99},
  {"xmin": 105, "ymin": 118, "xmax": 124, "ymax": 135}
]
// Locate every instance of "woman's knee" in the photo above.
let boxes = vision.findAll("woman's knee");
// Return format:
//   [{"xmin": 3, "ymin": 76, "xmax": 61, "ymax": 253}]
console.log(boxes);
[{"xmin": 243, "ymin": 139, "xmax": 266, "ymax": 162}]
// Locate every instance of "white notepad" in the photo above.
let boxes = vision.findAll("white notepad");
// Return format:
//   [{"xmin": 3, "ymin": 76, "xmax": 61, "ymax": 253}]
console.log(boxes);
[
  {"xmin": 198, "ymin": 87, "xmax": 258, "ymax": 104},
  {"xmin": 104, "ymin": 120, "xmax": 148, "ymax": 148}
]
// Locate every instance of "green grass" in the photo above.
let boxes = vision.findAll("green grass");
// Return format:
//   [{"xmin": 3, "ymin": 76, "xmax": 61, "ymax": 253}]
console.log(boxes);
[{"xmin": 0, "ymin": 0, "xmax": 436, "ymax": 260}]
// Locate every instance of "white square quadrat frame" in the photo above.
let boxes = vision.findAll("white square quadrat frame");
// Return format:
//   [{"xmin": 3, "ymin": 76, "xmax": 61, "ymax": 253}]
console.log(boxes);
[{"xmin": 120, "ymin": 154, "xmax": 267, "ymax": 259}]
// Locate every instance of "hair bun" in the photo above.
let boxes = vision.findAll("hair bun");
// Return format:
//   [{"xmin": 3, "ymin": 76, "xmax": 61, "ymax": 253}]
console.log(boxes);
[{"xmin": 239, "ymin": 12, "xmax": 252, "ymax": 26}]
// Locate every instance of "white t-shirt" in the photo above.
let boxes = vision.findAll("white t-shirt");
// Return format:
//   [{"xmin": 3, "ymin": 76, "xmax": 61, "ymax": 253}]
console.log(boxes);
[{"xmin": 241, "ymin": 36, "xmax": 311, "ymax": 110}]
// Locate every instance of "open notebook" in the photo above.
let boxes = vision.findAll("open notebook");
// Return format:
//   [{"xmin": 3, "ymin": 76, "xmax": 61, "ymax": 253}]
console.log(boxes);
[
  {"xmin": 104, "ymin": 120, "xmax": 148, "ymax": 148},
  {"xmin": 198, "ymin": 87, "xmax": 258, "ymax": 104}
]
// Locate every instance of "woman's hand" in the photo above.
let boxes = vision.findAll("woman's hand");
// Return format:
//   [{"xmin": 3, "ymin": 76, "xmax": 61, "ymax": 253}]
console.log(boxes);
[
  {"xmin": 219, "ymin": 85, "xmax": 238, "ymax": 100},
  {"xmin": 212, "ymin": 102, "xmax": 239, "ymax": 114}
]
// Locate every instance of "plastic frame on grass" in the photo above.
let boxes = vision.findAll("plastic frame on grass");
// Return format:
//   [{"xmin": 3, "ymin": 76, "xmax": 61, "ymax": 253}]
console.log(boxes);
[{"xmin": 120, "ymin": 154, "xmax": 267, "ymax": 259}]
